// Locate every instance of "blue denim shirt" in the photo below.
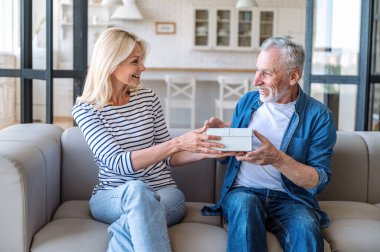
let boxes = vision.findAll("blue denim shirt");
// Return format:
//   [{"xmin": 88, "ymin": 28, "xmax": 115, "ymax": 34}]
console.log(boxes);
[{"xmin": 202, "ymin": 86, "xmax": 337, "ymax": 228}]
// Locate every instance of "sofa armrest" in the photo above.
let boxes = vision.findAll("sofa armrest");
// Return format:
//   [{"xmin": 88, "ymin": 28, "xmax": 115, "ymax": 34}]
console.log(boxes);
[
  {"xmin": 0, "ymin": 124, "xmax": 63, "ymax": 252},
  {"xmin": 0, "ymin": 143, "xmax": 48, "ymax": 252}
]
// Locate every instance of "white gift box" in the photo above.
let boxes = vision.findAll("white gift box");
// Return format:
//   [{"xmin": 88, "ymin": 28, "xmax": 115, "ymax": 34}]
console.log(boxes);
[{"xmin": 206, "ymin": 128, "xmax": 253, "ymax": 151}]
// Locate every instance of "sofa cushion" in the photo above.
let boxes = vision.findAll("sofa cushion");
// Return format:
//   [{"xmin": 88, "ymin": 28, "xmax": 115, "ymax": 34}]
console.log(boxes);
[
  {"xmin": 171, "ymin": 159, "xmax": 217, "ymax": 203},
  {"xmin": 356, "ymin": 132, "xmax": 380, "ymax": 204},
  {"xmin": 181, "ymin": 202, "xmax": 222, "ymax": 226},
  {"xmin": 318, "ymin": 132, "xmax": 369, "ymax": 202},
  {"xmin": 320, "ymin": 201, "xmax": 380, "ymax": 221},
  {"xmin": 34, "ymin": 217, "xmax": 226, "ymax": 252},
  {"xmin": 223, "ymin": 221, "xmax": 331, "ymax": 252},
  {"xmin": 53, "ymin": 200, "xmax": 223, "ymax": 227},
  {"xmin": 60, "ymin": 127, "xmax": 98, "ymax": 202},
  {"xmin": 31, "ymin": 218, "xmax": 109, "ymax": 252},
  {"xmin": 53, "ymin": 200, "xmax": 92, "ymax": 221},
  {"xmin": 323, "ymin": 219, "xmax": 380, "ymax": 252},
  {"xmin": 169, "ymin": 223, "xmax": 227, "ymax": 252},
  {"xmin": 60, "ymin": 127, "xmax": 219, "ymax": 204}
]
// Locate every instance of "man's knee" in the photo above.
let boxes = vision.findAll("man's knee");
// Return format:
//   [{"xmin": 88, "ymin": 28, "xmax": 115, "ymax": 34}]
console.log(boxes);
[{"xmin": 223, "ymin": 190, "xmax": 263, "ymax": 220}]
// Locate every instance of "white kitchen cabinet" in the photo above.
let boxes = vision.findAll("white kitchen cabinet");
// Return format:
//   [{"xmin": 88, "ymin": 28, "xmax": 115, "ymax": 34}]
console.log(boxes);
[
  {"xmin": 59, "ymin": 1, "xmax": 109, "ymax": 40},
  {"xmin": 193, "ymin": 7, "xmax": 275, "ymax": 51},
  {"xmin": 57, "ymin": 0, "xmax": 113, "ymax": 68}
]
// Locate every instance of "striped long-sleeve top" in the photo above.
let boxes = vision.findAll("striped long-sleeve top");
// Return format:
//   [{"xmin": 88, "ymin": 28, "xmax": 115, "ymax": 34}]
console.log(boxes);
[{"xmin": 72, "ymin": 87, "xmax": 176, "ymax": 195}]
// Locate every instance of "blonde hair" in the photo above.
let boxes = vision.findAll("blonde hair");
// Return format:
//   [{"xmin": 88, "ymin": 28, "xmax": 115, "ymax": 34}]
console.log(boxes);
[{"xmin": 77, "ymin": 27, "xmax": 148, "ymax": 108}]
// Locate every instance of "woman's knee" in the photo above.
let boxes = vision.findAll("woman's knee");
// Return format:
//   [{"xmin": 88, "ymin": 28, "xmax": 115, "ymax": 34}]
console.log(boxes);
[
  {"xmin": 156, "ymin": 187, "xmax": 185, "ymax": 226},
  {"xmin": 121, "ymin": 180, "xmax": 161, "ymax": 207}
]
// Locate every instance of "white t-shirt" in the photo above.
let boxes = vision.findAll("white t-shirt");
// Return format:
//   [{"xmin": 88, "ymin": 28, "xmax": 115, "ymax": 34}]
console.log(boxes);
[{"xmin": 234, "ymin": 101, "xmax": 296, "ymax": 192}]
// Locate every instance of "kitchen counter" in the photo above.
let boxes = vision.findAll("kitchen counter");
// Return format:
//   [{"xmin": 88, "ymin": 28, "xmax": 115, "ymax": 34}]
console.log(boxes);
[{"xmin": 142, "ymin": 67, "xmax": 256, "ymax": 81}]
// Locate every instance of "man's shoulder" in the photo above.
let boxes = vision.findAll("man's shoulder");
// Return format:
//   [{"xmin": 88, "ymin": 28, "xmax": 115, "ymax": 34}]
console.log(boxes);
[{"xmin": 302, "ymin": 93, "xmax": 332, "ymax": 114}]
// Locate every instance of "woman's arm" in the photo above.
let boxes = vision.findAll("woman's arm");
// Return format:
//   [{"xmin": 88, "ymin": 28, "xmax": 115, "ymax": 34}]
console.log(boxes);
[
  {"xmin": 130, "ymin": 126, "xmax": 226, "ymax": 170},
  {"xmin": 169, "ymin": 150, "xmax": 240, "ymax": 167}
]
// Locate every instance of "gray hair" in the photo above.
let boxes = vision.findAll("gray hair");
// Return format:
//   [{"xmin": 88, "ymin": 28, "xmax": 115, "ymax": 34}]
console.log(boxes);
[{"xmin": 261, "ymin": 37, "xmax": 305, "ymax": 76}]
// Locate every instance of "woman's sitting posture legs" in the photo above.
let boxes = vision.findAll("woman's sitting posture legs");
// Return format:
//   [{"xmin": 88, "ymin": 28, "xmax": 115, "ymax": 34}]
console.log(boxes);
[{"xmin": 90, "ymin": 180, "xmax": 171, "ymax": 252}]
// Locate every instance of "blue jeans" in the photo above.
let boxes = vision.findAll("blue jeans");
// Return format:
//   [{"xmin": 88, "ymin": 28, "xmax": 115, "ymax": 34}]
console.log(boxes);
[
  {"xmin": 89, "ymin": 180, "xmax": 185, "ymax": 252},
  {"xmin": 221, "ymin": 186, "xmax": 323, "ymax": 252}
]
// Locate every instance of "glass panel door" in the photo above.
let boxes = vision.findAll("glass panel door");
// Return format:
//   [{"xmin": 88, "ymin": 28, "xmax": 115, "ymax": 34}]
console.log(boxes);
[
  {"xmin": 313, "ymin": 0, "xmax": 361, "ymax": 75},
  {"xmin": 259, "ymin": 11, "xmax": 273, "ymax": 45},
  {"xmin": 216, "ymin": 10, "xmax": 231, "ymax": 47},
  {"xmin": 238, "ymin": 10, "xmax": 252, "ymax": 47},
  {"xmin": 195, "ymin": 10, "xmax": 209, "ymax": 46}
]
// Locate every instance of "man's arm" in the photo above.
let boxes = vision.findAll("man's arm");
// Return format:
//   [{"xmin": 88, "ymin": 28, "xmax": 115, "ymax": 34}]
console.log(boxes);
[{"xmin": 236, "ymin": 130, "xmax": 319, "ymax": 189}]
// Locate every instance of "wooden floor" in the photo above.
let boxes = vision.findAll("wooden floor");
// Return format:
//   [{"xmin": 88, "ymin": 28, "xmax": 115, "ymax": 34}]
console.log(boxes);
[{"xmin": 0, "ymin": 117, "xmax": 74, "ymax": 131}]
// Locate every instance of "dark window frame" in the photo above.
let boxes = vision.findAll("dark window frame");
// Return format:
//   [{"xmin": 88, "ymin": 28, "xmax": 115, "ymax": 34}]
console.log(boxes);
[
  {"xmin": 304, "ymin": 0, "xmax": 373, "ymax": 131},
  {"xmin": 0, "ymin": 0, "xmax": 88, "ymax": 124}
]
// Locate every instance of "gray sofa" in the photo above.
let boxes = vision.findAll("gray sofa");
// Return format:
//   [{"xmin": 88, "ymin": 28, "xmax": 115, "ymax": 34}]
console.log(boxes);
[{"xmin": 0, "ymin": 124, "xmax": 380, "ymax": 252}]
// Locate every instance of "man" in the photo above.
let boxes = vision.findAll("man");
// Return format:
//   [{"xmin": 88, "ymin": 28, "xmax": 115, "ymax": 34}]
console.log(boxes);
[{"xmin": 202, "ymin": 37, "xmax": 337, "ymax": 252}]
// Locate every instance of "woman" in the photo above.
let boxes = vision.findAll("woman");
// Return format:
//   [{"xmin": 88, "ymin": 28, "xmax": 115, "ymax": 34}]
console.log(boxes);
[{"xmin": 72, "ymin": 27, "xmax": 231, "ymax": 252}]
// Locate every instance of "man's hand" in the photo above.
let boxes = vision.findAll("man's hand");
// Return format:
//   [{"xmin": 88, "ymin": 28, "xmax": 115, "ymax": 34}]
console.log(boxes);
[
  {"xmin": 203, "ymin": 117, "xmax": 231, "ymax": 128},
  {"xmin": 236, "ymin": 130, "xmax": 283, "ymax": 165}
]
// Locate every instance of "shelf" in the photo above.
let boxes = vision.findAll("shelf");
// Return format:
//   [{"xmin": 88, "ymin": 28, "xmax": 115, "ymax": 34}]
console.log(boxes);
[
  {"xmin": 239, "ymin": 20, "xmax": 252, "ymax": 24},
  {"xmin": 61, "ymin": 2, "xmax": 103, "ymax": 7},
  {"xmin": 61, "ymin": 22, "xmax": 108, "ymax": 27}
]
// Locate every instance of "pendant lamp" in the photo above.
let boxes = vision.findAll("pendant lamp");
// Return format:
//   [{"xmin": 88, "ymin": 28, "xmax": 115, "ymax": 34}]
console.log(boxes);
[
  {"xmin": 236, "ymin": 0, "xmax": 258, "ymax": 9},
  {"xmin": 111, "ymin": 0, "xmax": 143, "ymax": 20},
  {"xmin": 101, "ymin": 0, "xmax": 122, "ymax": 5}
]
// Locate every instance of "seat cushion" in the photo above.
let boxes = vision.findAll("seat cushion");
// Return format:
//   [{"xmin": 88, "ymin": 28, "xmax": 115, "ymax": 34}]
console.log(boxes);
[
  {"xmin": 323, "ymin": 219, "xmax": 380, "ymax": 252},
  {"xmin": 53, "ymin": 200, "xmax": 223, "ymax": 226},
  {"xmin": 181, "ymin": 202, "xmax": 222, "ymax": 226},
  {"xmin": 52, "ymin": 200, "xmax": 92, "ymax": 220},
  {"xmin": 169, "ymin": 223, "xmax": 227, "ymax": 252},
  {"xmin": 31, "ymin": 218, "xmax": 109, "ymax": 252},
  {"xmin": 320, "ymin": 201, "xmax": 380, "ymax": 221},
  {"xmin": 223, "ymin": 221, "xmax": 330, "ymax": 252}
]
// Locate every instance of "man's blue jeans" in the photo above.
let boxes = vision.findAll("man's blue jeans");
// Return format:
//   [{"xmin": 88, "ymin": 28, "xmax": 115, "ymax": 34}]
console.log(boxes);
[
  {"xmin": 89, "ymin": 180, "xmax": 185, "ymax": 252},
  {"xmin": 221, "ymin": 186, "xmax": 323, "ymax": 252}
]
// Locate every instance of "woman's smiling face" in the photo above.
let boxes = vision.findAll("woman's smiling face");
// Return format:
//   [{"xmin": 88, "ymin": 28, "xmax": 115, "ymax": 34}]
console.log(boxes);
[{"xmin": 111, "ymin": 43, "xmax": 146, "ymax": 90}]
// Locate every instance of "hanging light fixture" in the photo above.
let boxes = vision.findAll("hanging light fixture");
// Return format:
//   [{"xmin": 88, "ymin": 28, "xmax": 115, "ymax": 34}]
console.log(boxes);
[
  {"xmin": 236, "ymin": 0, "xmax": 258, "ymax": 9},
  {"xmin": 101, "ymin": 0, "xmax": 122, "ymax": 6},
  {"xmin": 111, "ymin": 0, "xmax": 143, "ymax": 20}
]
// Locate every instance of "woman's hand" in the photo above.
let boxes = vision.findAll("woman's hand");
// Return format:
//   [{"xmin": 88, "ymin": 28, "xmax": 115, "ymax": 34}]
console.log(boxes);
[
  {"xmin": 169, "ymin": 126, "xmax": 245, "ymax": 166},
  {"xmin": 203, "ymin": 117, "xmax": 231, "ymax": 128},
  {"xmin": 174, "ymin": 125, "xmax": 225, "ymax": 154},
  {"xmin": 200, "ymin": 151, "xmax": 246, "ymax": 159}
]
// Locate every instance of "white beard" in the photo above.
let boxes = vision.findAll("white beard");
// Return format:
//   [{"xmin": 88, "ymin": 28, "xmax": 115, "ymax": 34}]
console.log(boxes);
[{"xmin": 259, "ymin": 86, "xmax": 287, "ymax": 103}]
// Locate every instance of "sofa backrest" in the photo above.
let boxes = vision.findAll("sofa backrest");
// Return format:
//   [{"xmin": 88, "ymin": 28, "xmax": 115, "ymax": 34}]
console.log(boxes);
[
  {"xmin": 61, "ymin": 127, "xmax": 380, "ymax": 205},
  {"xmin": 318, "ymin": 131, "xmax": 380, "ymax": 204},
  {"xmin": 61, "ymin": 127, "xmax": 219, "ymax": 203},
  {"xmin": 356, "ymin": 132, "xmax": 380, "ymax": 204},
  {"xmin": 61, "ymin": 127, "xmax": 98, "ymax": 202},
  {"xmin": 318, "ymin": 131, "xmax": 369, "ymax": 202}
]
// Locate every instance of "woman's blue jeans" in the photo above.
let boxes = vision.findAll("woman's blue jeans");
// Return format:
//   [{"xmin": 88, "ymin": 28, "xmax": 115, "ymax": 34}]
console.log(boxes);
[
  {"xmin": 89, "ymin": 180, "xmax": 185, "ymax": 252},
  {"xmin": 221, "ymin": 186, "xmax": 323, "ymax": 252}
]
